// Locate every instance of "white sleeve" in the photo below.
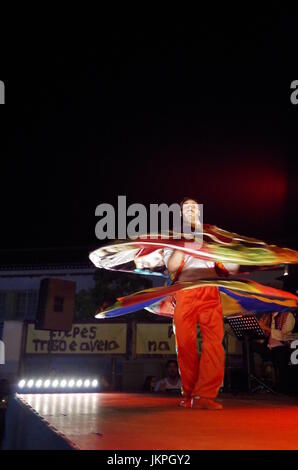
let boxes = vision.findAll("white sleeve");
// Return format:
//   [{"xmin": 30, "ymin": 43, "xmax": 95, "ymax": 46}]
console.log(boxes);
[
  {"xmin": 222, "ymin": 262, "xmax": 239, "ymax": 275},
  {"xmin": 163, "ymin": 248, "xmax": 174, "ymax": 269}
]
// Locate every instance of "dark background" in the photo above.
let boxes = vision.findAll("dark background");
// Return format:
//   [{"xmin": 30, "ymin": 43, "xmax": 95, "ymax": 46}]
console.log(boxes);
[{"xmin": 1, "ymin": 12, "xmax": 298, "ymax": 260}]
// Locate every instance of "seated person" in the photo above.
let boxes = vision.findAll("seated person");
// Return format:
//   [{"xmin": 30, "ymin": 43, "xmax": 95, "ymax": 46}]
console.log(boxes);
[
  {"xmin": 142, "ymin": 375, "xmax": 157, "ymax": 392},
  {"xmin": 154, "ymin": 360, "xmax": 182, "ymax": 393},
  {"xmin": 254, "ymin": 311, "xmax": 295, "ymax": 393}
]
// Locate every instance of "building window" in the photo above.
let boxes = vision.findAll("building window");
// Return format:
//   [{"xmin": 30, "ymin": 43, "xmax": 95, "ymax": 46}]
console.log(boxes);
[
  {"xmin": 16, "ymin": 292, "xmax": 27, "ymax": 318},
  {"xmin": 15, "ymin": 290, "xmax": 39, "ymax": 320},
  {"xmin": 27, "ymin": 290, "xmax": 39, "ymax": 319},
  {"xmin": 0, "ymin": 292, "xmax": 6, "ymax": 318}
]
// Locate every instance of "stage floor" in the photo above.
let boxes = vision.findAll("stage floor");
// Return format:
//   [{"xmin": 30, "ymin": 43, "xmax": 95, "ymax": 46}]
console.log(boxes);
[{"xmin": 14, "ymin": 392, "xmax": 298, "ymax": 450}]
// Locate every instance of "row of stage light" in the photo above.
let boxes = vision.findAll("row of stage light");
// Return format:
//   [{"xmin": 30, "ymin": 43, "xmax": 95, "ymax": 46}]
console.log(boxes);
[{"xmin": 17, "ymin": 378, "xmax": 99, "ymax": 393}]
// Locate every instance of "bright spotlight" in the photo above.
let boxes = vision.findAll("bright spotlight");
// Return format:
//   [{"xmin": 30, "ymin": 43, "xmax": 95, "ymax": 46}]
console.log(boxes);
[
  {"xmin": 35, "ymin": 379, "xmax": 43, "ymax": 388},
  {"xmin": 44, "ymin": 379, "xmax": 51, "ymax": 388},
  {"xmin": 17, "ymin": 376, "xmax": 99, "ymax": 394},
  {"xmin": 18, "ymin": 379, "xmax": 26, "ymax": 389},
  {"xmin": 27, "ymin": 379, "xmax": 34, "ymax": 388},
  {"xmin": 52, "ymin": 379, "xmax": 59, "ymax": 388}
]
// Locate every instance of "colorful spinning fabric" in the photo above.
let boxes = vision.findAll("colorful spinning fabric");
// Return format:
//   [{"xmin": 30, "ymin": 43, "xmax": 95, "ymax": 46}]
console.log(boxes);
[
  {"xmin": 90, "ymin": 225, "xmax": 298, "ymax": 278},
  {"xmin": 94, "ymin": 278, "xmax": 298, "ymax": 319},
  {"xmin": 89, "ymin": 225, "xmax": 298, "ymax": 319}
]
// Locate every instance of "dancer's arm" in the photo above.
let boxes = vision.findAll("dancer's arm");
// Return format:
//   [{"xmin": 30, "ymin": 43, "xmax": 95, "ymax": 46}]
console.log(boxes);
[{"xmin": 166, "ymin": 250, "xmax": 185, "ymax": 274}]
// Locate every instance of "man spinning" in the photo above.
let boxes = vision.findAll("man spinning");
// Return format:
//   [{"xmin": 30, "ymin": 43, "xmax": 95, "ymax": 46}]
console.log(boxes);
[
  {"xmin": 164, "ymin": 198, "xmax": 238, "ymax": 410},
  {"xmin": 90, "ymin": 198, "xmax": 298, "ymax": 408}
]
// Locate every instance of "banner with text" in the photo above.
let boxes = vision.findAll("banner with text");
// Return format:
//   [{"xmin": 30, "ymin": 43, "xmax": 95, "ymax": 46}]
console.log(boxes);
[
  {"xmin": 136, "ymin": 323, "xmax": 176, "ymax": 355},
  {"xmin": 26, "ymin": 323, "xmax": 127, "ymax": 354}
]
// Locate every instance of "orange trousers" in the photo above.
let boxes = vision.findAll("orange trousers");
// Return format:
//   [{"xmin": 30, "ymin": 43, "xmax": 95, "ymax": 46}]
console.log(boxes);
[{"xmin": 174, "ymin": 286, "xmax": 225, "ymax": 399}]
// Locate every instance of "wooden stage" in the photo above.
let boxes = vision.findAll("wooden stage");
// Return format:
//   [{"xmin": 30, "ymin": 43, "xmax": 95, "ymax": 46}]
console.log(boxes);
[{"xmin": 3, "ymin": 392, "xmax": 298, "ymax": 450}]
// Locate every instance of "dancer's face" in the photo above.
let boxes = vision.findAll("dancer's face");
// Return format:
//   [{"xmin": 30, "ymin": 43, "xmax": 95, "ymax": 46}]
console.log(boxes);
[{"xmin": 182, "ymin": 199, "xmax": 200, "ymax": 227}]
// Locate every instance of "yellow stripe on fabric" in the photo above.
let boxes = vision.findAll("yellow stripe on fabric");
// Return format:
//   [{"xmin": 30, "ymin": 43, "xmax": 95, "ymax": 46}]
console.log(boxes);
[{"xmin": 219, "ymin": 291, "xmax": 249, "ymax": 316}]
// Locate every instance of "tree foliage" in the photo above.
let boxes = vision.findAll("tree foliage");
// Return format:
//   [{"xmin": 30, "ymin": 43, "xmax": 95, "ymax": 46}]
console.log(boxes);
[{"xmin": 75, "ymin": 270, "xmax": 152, "ymax": 320}]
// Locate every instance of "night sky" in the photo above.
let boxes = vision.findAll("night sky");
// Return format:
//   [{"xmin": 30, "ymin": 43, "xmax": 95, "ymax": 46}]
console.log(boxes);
[{"xmin": 1, "ymin": 14, "xmax": 298, "ymax": 259}]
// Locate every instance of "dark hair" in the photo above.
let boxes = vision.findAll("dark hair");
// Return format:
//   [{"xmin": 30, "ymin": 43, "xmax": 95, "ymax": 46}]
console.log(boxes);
[
  {"xmin": 142, "ymin": 375, "xmax": 156, "ymax": 392},
  {"xmin": 179, "ymin": 197, "xmax": 199, "ymax": 210}
]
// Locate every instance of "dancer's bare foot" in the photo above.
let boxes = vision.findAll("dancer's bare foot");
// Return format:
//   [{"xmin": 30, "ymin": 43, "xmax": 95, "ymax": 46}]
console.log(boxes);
[
  {"xmin": 191, "ymin": 397, "xmax": 223, "ymax": 410},
  {"xmin": 179, "ymin": 398, "xmax": 192, "ymax": 408}
]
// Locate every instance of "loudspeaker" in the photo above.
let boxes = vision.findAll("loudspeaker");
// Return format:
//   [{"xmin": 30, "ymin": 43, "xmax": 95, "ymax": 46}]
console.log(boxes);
[{"xmin": 36, "ymin": 278, "xmax": 76, "ymax": 331}]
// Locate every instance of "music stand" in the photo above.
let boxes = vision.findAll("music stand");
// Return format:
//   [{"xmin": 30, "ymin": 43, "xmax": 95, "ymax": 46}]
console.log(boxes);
[{"xmin": 225, "ymin": 313, "xmax": 275, "ymax": 394}]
